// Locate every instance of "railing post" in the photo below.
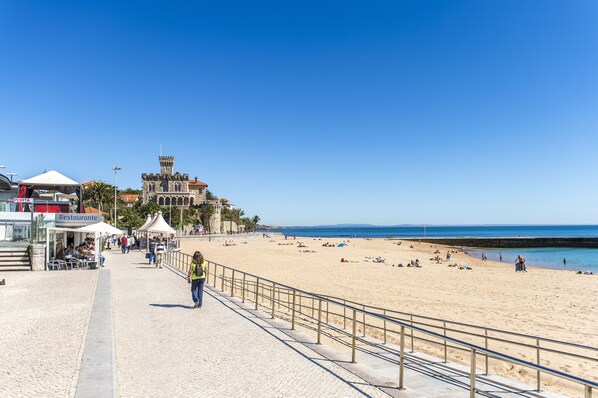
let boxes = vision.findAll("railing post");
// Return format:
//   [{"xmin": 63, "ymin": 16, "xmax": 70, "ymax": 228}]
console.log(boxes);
[
  {"xmin": 255, "ymin": 278, "xmax": 260, "ymax": 310},
  {"xmin": 399, "ymin": 325, "xmax": 405, "ymax": 390},
  {"xmin": 585, "ymin": 385, "xmax": 592, "ymax": 398},
  {"xmin": 291, "ymin": 290, "xmax": 296, "ymax": 330},
  {"xmin": 343, "ymin": 303, "xmax": 347, "ymax": 330},
  {"xmin": 362, "ymin": 305, "xmax": 366, "ymax": 337},
  {"xmin": 325, "ymin": 301, "xmax": 329, "ymax": 323},
  {"xmin": 206, "ymin": 261, "xmax": 210, "ymax": 285},
  {"xmin": 484, "ymin": 329, "xmax": 489, "ymax": 375},
  {"xmin": 221, "ymin": 267, "xmax": 225, "ymax": 291},
  {"xmin": 271, "ymin": 283, "xmax": 276, "ymax": 319},
  {"xmin": 536, "ymin": 338, "xmax": 540, "ymax": 392},
  {"xmin": 242, "ymin": 273, "xmax": 246, "ymax": 303},
  {"xmin": 383, "ymin": 309, "xmax": 387, "ymax": 344},
  {"xmin": 470, "ymin": 348, "xmax": 476, "ymax": 398},
  {"xmin": 351, "ymin": 309, "xmax": 357, "ymax": 363},
  {"xmin": 213, "ymin": 263, "xmax": 217, "ymax": 286},
  {"xmin": 410, "ymin": 314, "xmax": 414, "ymax": 353},
  {"xmin": 317, "ymin": 299, "xmax": 322, "ymax": 345},
  {"xmin": 231, "ymin": 269, "xmax": 235, "ymax": 297},
  {"xmin": 444, "ymin": 321, "xmax": 448, "ymax": 363}
]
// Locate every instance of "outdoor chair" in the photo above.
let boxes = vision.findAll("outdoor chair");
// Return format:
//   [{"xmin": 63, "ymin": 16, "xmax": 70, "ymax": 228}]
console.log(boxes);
[
  {"xmin": 66, "ymin": 258, "xmax": 79, "ymax": 270},
  {"xmin": 48, "ymin": 259, "xmax": 66, "ymax": 271}
]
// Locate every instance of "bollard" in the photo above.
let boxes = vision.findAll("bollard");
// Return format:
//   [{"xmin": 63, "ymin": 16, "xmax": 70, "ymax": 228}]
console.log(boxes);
[
  {"xmin": 317, "ymin": 299, "xmax": 322, "ymax": 345},
  {"xmin": 399, "ymin": 325, "xmax": 405, "ymax": 390},
  {"xmin": 470, "ymin": 348, "xmax": 476, "ymax": 398},
  {"xmin": 351, "ymin": 309, "xmax": 357, "ymax": 363}
]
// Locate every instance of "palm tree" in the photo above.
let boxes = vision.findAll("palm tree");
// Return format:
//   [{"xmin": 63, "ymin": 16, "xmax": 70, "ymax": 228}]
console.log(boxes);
[
  {"xmin": 200, "ymin": 205, "xmax": 216, "ymax": 233},
  {"xmin": 231, "ymin": 208, "xmax": 245, "ymax": 233},
  {"xmin": 252, "ymin": 215, "xmax": 260, "ymax": 231},
  {"xmin": 83, "ymin": 182, "xmax": 113, "ymax": 216}
]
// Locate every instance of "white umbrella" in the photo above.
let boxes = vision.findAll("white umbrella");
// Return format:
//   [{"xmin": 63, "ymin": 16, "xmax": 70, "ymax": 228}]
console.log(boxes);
[
  {"xmin": 146, "ymin": 211, "xmax": 176, "ymax": 234},
  {"xmin": 75, "ymin": 221, "xmax": 123, "ymax": 236}
]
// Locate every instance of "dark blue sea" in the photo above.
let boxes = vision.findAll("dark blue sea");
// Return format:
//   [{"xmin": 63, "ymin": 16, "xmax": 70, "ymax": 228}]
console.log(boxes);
[
  {"xmin": 272, "ymin": 225, "xmax": 598, "ymax": 272},
  {"xmin": 276, "ymin": 225, "xmax": 598, "ymax": 239}
]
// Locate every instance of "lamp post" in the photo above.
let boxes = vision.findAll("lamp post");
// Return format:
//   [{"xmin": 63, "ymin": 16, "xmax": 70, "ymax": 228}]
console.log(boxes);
[{"xmin": 113, "ymin": 167, "xmax": 121, "ymax": 228}]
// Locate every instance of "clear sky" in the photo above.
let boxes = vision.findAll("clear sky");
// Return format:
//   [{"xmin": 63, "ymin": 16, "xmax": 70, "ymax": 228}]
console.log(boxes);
[{"xmin": 1, "ymin": 1, "xmax": 597, "ymax": 226}]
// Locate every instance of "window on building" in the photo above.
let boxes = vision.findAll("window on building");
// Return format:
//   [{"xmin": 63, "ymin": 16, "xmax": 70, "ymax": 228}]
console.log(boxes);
[
  {"xmin": 198, "ymin": 188, "xmax": 203, "ymax": 194},
  {"xmin": 175, "ymin": 182, "xmax": 182, "ymax": 192},
  {"xmin": 149, "ymin": 183, "xmax": 156, "ymax": 192}
]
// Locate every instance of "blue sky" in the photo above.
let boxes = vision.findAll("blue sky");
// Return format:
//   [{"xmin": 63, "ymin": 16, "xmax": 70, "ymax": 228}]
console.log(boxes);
[{"xmin": 0, "ymin": 1, "xmax": 597, "ymax": 226}]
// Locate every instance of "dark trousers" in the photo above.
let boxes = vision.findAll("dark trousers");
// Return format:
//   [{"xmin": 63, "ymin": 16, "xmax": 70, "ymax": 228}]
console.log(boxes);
[{"xmin": 191, "ymin": 278, "xmax": 205, "ymax": 306}]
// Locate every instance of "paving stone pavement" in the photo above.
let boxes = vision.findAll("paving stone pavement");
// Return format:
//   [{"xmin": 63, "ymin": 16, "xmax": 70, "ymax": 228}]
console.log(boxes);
[
  {"xmin": 0, "ymin": 269, "xmax": 99, "ymax": 398},
  {"xmin": 109, "ymin": 250, "xmax": 392, "ymax": 398}
]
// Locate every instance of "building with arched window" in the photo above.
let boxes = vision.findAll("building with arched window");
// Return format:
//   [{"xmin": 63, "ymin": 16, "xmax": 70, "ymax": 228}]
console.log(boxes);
[{"xmin": 141, "ymin": 156, "xmax": 208, "ymax": 208}]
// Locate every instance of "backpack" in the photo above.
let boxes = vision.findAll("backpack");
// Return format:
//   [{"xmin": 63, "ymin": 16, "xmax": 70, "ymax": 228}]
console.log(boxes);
[{"xmin": 194, "ymin": 262, "xmax": 204, "ymax": 277}]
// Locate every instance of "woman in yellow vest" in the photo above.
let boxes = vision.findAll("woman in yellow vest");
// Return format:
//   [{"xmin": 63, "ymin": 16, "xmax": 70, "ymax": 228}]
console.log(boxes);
[{"xmin": 187, "ymin": 251, "xmax": 207, "ymax": 308}]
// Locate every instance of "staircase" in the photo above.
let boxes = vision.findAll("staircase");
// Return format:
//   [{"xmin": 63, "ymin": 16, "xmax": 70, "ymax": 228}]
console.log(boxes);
[{"xmin": 0, "ymin": 247, "xmax": 31, "ymax": 271}]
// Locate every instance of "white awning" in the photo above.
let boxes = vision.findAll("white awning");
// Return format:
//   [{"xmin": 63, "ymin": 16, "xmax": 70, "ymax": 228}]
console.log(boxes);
[{"xmin": 146, "ymin": 211, "xmax": 176, "ymax": 234}]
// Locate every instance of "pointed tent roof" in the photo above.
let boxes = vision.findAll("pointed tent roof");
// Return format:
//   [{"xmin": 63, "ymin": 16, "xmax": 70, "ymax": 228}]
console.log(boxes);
[
  {"xmin": 137, "ymin": 213, "xmax": 154, "ymax": 232},
  {"xmin": 20, "ymin": 170, "xmax": 81, "ymax": 194},
  {"xmin": 146, "ymin": 211, "xmax": 176, "ymax": 234},
  {"xmin": 21, "ymin": 170, "xmax": 79, "ymax": 186}
]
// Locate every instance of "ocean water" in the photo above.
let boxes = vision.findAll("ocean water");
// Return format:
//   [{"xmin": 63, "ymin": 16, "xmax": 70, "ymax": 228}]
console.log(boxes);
[
  {"xmin": 277, "ymin": 225, "xmax": 598, "ymax": 239},
  {"xmin": 467, "ymin": 248, "xmax": 598, "ymax": 272},
  {"xmin": 273, "ymin": 225, "xmax": 598, "ymax": 272}
]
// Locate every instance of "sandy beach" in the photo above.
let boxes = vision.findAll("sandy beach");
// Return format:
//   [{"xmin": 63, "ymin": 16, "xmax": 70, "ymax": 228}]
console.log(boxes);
[{"xmin": 181, "ymin": 234, "xmax": 598, "ymax": 395}]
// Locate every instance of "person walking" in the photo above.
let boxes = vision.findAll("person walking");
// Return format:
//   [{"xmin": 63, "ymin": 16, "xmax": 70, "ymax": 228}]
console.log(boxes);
[
  {"xmin": 148, "ymin": 237, "xmax": 157, "ymax": 265},
  {"xmin": 187, "ymin": 251, "xmax": 207, "ymax": 308},
  {"xmin": 121, "ymin": 235, "xmax": 127, "ymax": 254},
  {"xmin": 515, "ymin": 255, "xmax": 526, "ymax": 272},
  {"xmin": 128, "ymin": 235, "xmax": 135, "ymax": 253},
  {"xmin": 155, "ymin": 238, "xmax": 165, "ymax": 268}
]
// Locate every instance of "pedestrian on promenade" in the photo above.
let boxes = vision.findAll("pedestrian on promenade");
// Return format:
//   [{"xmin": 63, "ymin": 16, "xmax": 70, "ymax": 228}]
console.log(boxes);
[
  {"xmin": 148, "ymin": 237, "xmax": 157, "ymax": 265},
  {"xmin": 128, "ymin": 235, "xmax": 135, "ymax": 253},
  {"xmin": 121, "ymin": 235, "xmax": 127, "ymax": 254},
  {"xmin": 155, "ymin": 238, "xmax": 165, "ymax": 268},
  {"xmin": 187, "ymin": 251, "xmax": 207, "ymax": 308}
]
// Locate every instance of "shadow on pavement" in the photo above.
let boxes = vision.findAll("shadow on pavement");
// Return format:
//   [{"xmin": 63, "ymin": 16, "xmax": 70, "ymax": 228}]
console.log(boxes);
[{"xmin": 150, "ymin": 303, "xmax": 194, "ymax": 309}]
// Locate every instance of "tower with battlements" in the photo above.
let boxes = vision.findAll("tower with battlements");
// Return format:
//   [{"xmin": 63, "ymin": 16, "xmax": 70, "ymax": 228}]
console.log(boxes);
[{"xmin": 141, "ymin": 156, "xmax": 208, "ymax": 208}]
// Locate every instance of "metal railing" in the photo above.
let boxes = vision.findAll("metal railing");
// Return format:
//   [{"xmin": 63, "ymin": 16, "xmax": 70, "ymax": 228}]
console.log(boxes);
[{"xmin": 165, "ymin": 249, "xmax": 597, "ymax": 397}]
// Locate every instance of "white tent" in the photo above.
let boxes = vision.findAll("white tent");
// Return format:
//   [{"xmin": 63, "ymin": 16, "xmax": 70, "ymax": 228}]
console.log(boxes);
[
  {"xmin": 19, "ymin": 170, "xmax": 81, "ymax": 193},
  {"xmin": 146, "ymin": 211, "xmax": 176, "ymax": 234},
  {"xmin": 137, "ymin": 213, "xmax": 154, "ymax": 232},
  {"xmin": 75, "ymin": 221, "xmax": 123, "ymax": 236}
]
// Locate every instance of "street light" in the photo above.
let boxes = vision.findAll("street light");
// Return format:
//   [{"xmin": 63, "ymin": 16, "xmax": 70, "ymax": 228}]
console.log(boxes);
[{"xmin": 113, "ymin": 167, "xmax": 121, "ymax": 228}]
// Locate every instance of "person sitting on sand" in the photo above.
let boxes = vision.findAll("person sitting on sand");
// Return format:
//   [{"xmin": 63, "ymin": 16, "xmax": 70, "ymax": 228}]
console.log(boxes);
[{"xmin": 341, "ymin": 258, "xmax": 349, "ymax": 263}]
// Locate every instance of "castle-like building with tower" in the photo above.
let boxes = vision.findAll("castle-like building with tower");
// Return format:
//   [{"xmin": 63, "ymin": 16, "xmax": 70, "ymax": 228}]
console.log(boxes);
[
  {"xmin": 141, "ymin": 156, "xmax": 242, "ymax": 234},
  {"xmin": 141, "ymin": 156, "xmax": 208, "ymax": 208}
]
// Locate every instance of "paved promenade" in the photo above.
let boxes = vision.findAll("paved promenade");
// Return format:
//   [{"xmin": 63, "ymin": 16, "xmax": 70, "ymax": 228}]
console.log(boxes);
[
  {"xmin": 0, "ymin": 269, "xmax": 98, "ymax": 397},
  {"xmin": 110, "ymin": 250, "xmax": 390, "ymax": 397},
  {"xmin": 0, "ymin": 250, "xmax": 570, "ymax": 397}
]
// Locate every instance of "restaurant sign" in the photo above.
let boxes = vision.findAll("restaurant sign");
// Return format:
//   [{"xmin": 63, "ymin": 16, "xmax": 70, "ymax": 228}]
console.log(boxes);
[
  {"xmin": 55, "ymin": 213, "xmax": 102, "ymax": 226},
  {"xmin": 11, "ymin": 198, "xmax": 33, "ymax": 203}
]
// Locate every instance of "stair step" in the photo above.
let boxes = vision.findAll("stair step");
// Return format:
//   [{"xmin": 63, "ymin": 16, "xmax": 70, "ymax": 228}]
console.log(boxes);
[{"xmin": 0, "ymin": 260, "xmax": 31, "ymax": 266}]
